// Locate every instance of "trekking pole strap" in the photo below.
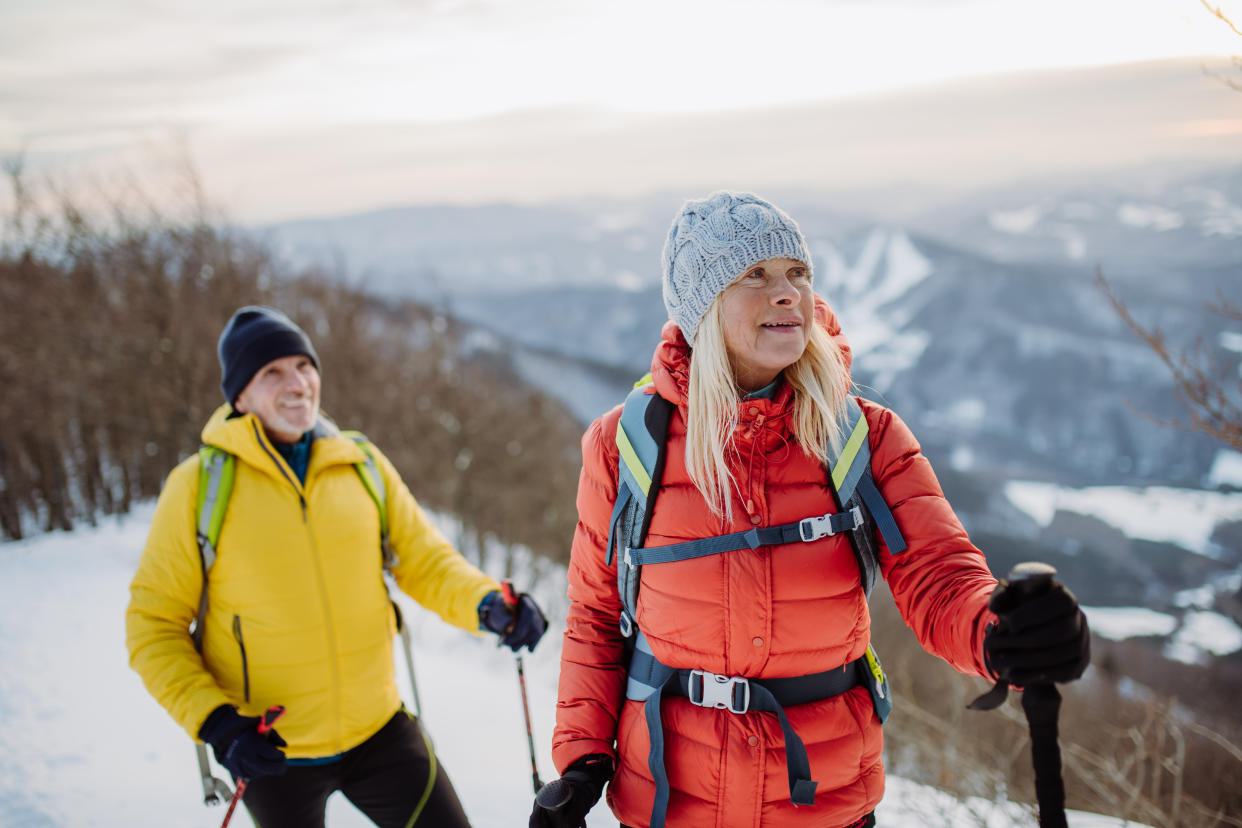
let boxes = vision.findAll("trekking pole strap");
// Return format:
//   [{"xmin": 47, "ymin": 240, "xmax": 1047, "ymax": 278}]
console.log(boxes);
[{"xmin": 639, "ymin": 671, "xmax": 821, "ymax": 828}]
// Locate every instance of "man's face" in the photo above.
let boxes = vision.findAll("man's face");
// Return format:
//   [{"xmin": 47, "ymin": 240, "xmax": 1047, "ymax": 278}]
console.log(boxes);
[{"xmin": 234, "ymin": 354, "xmax": 321, "ymax": 443}]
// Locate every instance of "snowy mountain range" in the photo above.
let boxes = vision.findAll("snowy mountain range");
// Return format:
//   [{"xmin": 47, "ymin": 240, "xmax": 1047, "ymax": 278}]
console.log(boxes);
[
  {"xmin": 908, "ymin": 163, "xmax": 1242, "ymax": 279},
  {"xmin": 262, "ymin": 163, "xmax": 1242, "ymax": 624},
  {"xmin": 267, "ymin": 164, "xmax": 1242, "ymax": 489}
]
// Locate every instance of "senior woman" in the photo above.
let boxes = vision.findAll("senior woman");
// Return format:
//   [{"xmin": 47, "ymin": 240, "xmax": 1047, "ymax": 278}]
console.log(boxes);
[{"xmin": 531, "ymin": 192, "xmax": 1090, "ymax": 828}]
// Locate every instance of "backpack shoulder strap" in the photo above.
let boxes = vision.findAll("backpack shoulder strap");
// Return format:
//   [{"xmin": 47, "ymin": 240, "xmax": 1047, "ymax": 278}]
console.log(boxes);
[
  {"xmin": 192, "ymin": 445, "xmax": 235, "ymax": 652},
  {"xmin": 609, "ymin": 383, "xmax": 673, "ymax": 637},
  {"xmin": 826, "ymin": 398, "xmax": 907, "ymax": 598},
  {"xmin": 341, "ymin": 430, "xmax": 396, "ymax": 571}
]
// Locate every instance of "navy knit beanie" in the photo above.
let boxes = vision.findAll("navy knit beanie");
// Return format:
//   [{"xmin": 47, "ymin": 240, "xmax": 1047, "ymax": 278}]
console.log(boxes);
[{"xmin": 217, "ymin": 306, "xmax": 320, "ymax": 403}]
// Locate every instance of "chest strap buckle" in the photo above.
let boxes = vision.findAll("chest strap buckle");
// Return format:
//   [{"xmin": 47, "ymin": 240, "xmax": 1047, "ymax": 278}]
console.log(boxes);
[
  {"xmin": 687, "ymin": 670, "xmax": 750, "ymax": 714},
  {"xmin": 799, "ymin": 505, "xmax": 864, "ymax": 542}
]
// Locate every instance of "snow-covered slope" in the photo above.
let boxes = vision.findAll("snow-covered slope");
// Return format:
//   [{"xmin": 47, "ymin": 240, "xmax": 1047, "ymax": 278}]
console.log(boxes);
[{"xmin": 0, "ymin": 508, "xmax": 1148, "ymax": 827}]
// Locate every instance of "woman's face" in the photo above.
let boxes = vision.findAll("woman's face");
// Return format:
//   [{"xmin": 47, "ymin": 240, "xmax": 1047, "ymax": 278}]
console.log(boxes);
[{"xmin": 720, "ymin": 257, "xmax": 814, "ymax": 392}]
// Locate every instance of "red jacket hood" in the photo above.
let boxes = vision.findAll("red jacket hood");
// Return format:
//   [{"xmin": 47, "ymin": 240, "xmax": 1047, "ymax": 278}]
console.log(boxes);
[{"xmin": 649, "ymin": 294, "xmax": 853, "ymax": 407}]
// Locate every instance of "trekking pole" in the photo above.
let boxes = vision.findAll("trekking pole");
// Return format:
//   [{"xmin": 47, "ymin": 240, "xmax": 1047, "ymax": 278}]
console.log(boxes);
[
  {"xmin": 391, "ymin": 599, "xmax": 424, "ymax": 719},
  {"xmin": 196, "ymin": 742, "xmax": 233, "ymax": 805},
  {"xmin": 219, "ymin": 705, "xmax": 286, "ymax": 828},
  {"xmin": 968, "ymin": 563, "xmax": 1068, "ymax": 828},
  {"xmin": 501, "ymin": 580, "xmax": 544, "ymax": 795}
]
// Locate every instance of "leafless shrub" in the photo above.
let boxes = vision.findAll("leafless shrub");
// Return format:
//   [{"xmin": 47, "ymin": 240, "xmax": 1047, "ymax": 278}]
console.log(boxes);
[{"xmin": 0, "ymin": 160, "xmax": 582, "ymax": 562}]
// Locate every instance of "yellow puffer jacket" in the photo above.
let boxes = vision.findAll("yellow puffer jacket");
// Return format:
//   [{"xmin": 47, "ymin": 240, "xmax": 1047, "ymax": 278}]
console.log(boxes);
[{"xmin": 126, "ymin": 404, "xmax": 499, "ymax": 758}]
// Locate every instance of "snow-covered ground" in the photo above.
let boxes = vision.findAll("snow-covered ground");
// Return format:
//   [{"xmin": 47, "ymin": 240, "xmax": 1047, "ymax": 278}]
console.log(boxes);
[
  {"xmin": 0, "ymin": 505, "xmax": 1148, "ymax": 827},
  {"xmin": 1003, "ymin": 480, "xmax": 1242, "ymax": 558}
]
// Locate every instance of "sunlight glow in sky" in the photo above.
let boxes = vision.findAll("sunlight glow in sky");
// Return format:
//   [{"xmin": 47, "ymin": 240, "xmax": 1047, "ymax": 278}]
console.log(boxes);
[
  {"xmin": 3, "ymin": 0, "xmax": 1238, "ymax": 138},
  {"xmin": 1, "ymin": 0, "xmax": 1239, "ymax": 219}
]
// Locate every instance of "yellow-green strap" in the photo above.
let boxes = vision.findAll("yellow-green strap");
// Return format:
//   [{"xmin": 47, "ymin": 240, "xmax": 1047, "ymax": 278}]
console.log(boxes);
[
  {"xmin": 616, "ymin": 423, "xmax": 653, "ymax": 496},
  {"xmin": 344, "ymin": 432, "xmax": 388, "ymax": 536},
  {"xmin": 404, "ymin": 716, "xmax": 438, "ymax": 828},
  {"xmin": 196, "ymin": 446, "xmax": 235, "ymax": 564},
  {"xmin": 831, "ymin": 410, "xmax": 869, "ymax": 492}
]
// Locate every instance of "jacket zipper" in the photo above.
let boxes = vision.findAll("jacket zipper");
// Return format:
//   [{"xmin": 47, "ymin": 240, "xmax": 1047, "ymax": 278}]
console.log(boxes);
[
  {"xmin": 232, "ymin": 614, "xmax": 251, "ymax": 703},
  {"xmin": 251, "ymin": 421, "xmax": 344, "ymax": 754}
]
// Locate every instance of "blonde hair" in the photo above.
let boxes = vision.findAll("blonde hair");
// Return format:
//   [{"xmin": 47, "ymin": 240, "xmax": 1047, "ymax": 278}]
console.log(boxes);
[{"xmin": 685, "ymin": 299, "xmax": 852, "ymax": 520}]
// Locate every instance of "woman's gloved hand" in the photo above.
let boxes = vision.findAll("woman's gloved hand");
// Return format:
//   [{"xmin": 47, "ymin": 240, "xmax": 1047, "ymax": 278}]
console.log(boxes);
[
  {"xmin": 529, "ymin": 754, "xmax": 613, "ymax": 828},
  {"xmin": 983, "ymin": 575, "xmax": 1090, "ymax": 686}
]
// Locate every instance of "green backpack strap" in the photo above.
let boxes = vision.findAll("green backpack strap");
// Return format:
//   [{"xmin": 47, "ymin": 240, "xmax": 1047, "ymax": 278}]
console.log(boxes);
[
  {"xmin": 340, "ymin": 431, "xmax": 423, "ymax": 714},
  {"xmin": 193, "ymin": 446, "xmax": 235, "ymax": 652},
  {"xmin": 341, "ymin": 430, "xmax": 395, "ymax": 571},
  {"xmin": 190, "ymin": 433, "xmax": 398, "ymax": 652}
]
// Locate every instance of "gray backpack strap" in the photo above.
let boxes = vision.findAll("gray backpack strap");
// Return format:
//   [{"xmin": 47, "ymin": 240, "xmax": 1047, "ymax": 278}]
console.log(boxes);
[
  {"xmin": 826, "ymin": 398, "xmax": 907, "ymax": 597},
  {"xmin": 609, "ymin": 386, "xmax": 673, "ymax": 638}
]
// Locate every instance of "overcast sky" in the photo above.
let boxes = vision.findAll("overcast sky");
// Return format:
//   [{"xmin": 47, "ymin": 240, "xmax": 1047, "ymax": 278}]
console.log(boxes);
[{"xmin": 2, "ymin": 0, "xmax": 1240, "ymax": 221}]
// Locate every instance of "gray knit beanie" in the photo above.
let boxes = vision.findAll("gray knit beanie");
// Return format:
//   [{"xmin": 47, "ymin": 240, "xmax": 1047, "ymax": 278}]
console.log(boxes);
[{"xmin": 661, "ymin": 191, "xmax": 812, "ymax": 345}]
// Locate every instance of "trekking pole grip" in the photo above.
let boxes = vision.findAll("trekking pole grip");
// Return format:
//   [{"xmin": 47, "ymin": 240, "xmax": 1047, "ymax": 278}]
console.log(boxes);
[{"xmin": 1007, "ymin": 561, "xmax": 1056, "ymax": 598}]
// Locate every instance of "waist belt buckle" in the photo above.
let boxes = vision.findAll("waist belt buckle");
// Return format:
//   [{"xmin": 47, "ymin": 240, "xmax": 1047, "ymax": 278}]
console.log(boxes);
[{"xmin": 688, "ymin": 670, "xmax": 750, "ymax": 714}]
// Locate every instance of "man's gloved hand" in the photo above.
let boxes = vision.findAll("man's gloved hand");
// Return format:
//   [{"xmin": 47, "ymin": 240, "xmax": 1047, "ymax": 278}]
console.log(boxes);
[
  {"xmin": 479, "ymin": 589, "xmax": 548, "ymax": 652},
  {"xmin": 983, "ymin": 576, "xmax": 1091, "ymax": 686},
  {"xmin": 529, "ymin": 754, "xmax": 613, "ymax": 828},
  {"xmin": 198, "ymin": 705, "xmax": 288, "ymax": 780}
]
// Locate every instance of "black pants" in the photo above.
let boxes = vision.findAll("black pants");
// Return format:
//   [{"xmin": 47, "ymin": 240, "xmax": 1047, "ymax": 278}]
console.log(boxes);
[{"xmin": 242, "ymin": 709, "xmax": 471, "ymax": 828}]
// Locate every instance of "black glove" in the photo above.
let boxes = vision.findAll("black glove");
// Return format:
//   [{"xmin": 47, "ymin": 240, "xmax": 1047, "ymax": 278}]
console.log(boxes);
[
  {"xmin": 199, "ymin": 705, "xmax": 288, "ymax": 781},
  {"xmin": 983, "ymin": 576, "xmax": 1090, "ymax": 687},
  {"xmin": 479, "ymin": 590, "xmax": 548, "ymax": 652},
  {"xmin": 529, "ymin": 753, "xmax": 613, "ymax": 828}
]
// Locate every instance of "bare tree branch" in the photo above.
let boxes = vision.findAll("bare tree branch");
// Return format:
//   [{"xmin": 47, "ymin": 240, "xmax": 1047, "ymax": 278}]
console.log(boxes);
[
  {"xmin": 1097, "ymin": 270, "xmax": 1242, "ymax": 453},
  {"xmin": 1201, "ymin": 0, "xmax": 1242, "ymax": 36}
]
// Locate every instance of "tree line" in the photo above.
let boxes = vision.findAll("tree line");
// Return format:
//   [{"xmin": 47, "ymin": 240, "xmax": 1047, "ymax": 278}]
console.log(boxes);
[{"xmin": 0, "ymin": 165, "xmax": 585, "ymax": 564}]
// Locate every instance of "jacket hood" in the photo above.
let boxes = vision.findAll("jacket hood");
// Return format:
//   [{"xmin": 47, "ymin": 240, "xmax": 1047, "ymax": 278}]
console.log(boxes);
[
  {"xmin": 649, "ymin": 294, "xmax": 853, "ymax": 407},
  {"xmin": 199, "ymin": 403, "xmax": 365, "ymax": 483}
]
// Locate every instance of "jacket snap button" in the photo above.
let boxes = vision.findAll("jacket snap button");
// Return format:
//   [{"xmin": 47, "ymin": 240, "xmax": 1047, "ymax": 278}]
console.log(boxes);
[
  {"xmin": 749, "ymin": 514, "xmax": 761, "ymax": 525},
  {"xmin": 748, "ymin": 735, "xmax": 758, "ymax": 746},
  {"xmin": 748, "ymin": 406, "xmax": 759, "ymax": 416},
  {"xmin": 752, "ymin": 637, "xmax": 763, "ymax": 647}
]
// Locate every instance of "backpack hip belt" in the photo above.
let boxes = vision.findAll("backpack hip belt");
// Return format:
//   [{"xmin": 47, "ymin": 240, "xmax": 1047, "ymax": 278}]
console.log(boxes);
[{"xmin": 623, "ymin": 628, "xmax": 890, "ymax": 828}]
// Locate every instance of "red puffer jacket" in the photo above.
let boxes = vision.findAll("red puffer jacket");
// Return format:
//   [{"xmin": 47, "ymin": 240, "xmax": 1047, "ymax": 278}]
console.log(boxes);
[{"xmin": 551, "ymin": 298, "xmax": 998, "ymax": 828}]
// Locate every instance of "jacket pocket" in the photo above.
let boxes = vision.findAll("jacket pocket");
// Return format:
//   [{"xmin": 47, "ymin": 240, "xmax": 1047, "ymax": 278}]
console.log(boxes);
[{"xmin": 232, "ymin": 614, "xmax": 251, "ymax": 704}]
